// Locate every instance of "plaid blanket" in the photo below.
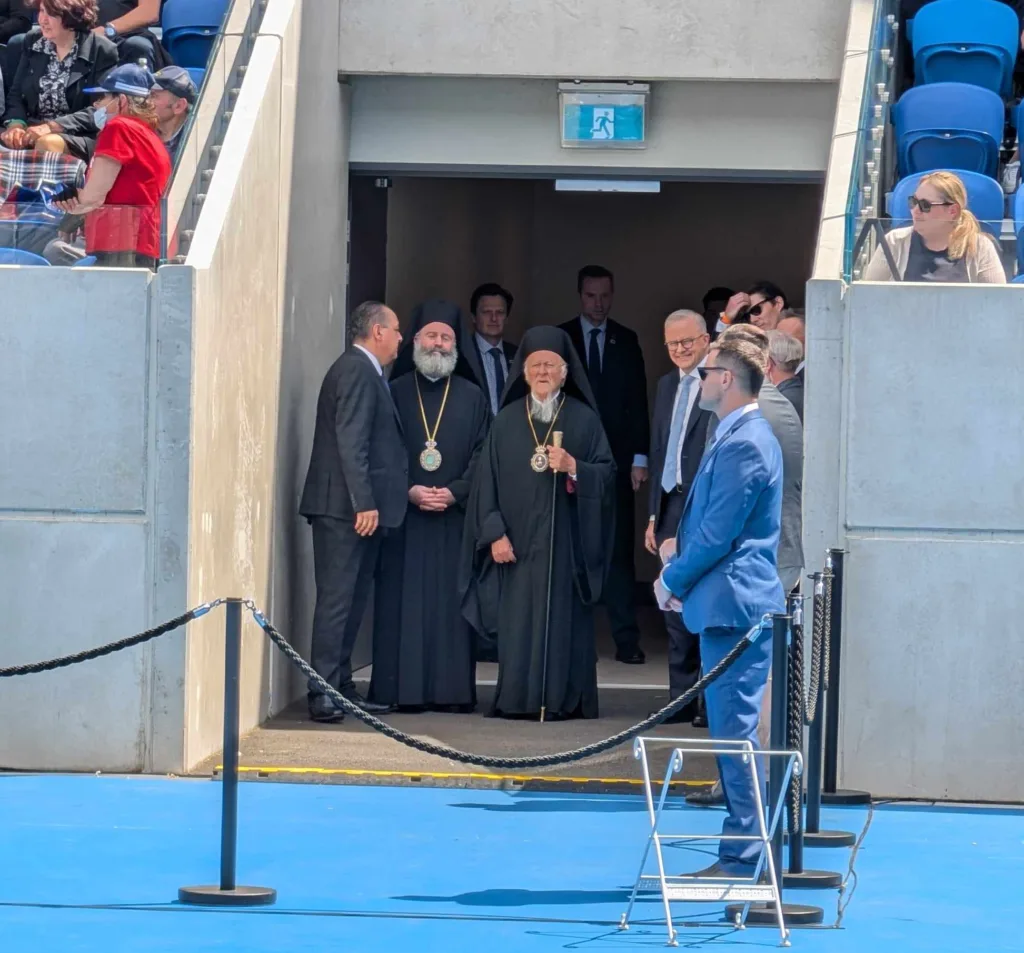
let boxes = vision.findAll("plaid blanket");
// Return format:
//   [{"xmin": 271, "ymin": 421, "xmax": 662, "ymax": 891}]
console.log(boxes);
[{"xmin": 0, "ymin": 151, "xmax": 86, "ymax": 195}]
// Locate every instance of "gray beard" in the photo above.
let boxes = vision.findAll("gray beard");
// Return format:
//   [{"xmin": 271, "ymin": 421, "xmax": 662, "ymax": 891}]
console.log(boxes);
[
  {"xmin": 413, "ymin": 342, "xmax": 458, "ymax": 379},
  {"xmin": 529, "ymin": 389, "xmax": 561, "ymax": 424}
]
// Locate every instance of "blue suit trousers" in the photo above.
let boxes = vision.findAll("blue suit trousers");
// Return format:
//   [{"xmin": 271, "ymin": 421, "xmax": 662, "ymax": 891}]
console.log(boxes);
[{"xmin": 700, "ymin": 625, "xmax": 773, "ymax": 872}]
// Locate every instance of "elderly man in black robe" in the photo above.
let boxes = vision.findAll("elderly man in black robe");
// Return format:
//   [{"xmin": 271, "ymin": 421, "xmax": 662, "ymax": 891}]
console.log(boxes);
[
  {"xmin": 369, "ymin": 300, "xmax": 491, "ymax": 711},
  {"xmin": 460, "ymin": 326, "xmax": 615, "ymax": 720}
]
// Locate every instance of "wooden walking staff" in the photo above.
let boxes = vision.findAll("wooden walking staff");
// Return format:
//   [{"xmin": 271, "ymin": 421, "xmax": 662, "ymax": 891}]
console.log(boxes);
[{"xmin": 540, "ymin": 431, "xmax": 563, "ymax": 723}]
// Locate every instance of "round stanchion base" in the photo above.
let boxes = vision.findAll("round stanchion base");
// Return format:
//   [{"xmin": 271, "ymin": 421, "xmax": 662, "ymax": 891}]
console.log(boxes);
[
  {"xmin": 782, "ymin": 868, "xmax": 843, "ymax": 890},
  {"xmin": 726, "ymin": 901, "xmax": 824, "ymax": 927},
  {"xmin": 792, "ymin": 828, "xmax": 857, "ymax": 848},
  {"xmin": 821, "ymin": 788, "xmax": 871, "ymax": 806},
  {"xmin": 178, "ymin": 885, "xmax": 277, "ymax": 907}
]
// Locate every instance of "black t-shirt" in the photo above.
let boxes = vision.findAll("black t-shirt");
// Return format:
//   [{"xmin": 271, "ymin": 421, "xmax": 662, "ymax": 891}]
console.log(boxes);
[
  {"xmin": 97, "ymin": 0, "xmax": 139, "ymax": 24},
  {"xmin": 904, "ymin": 230, "xmax": 969, "ymax": 282}
]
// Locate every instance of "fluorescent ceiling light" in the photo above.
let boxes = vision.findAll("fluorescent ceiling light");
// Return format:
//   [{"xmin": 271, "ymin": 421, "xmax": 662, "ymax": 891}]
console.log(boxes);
[{"xmin": 554, "ymin": 179, "xmax": 661, "ymax": 193}]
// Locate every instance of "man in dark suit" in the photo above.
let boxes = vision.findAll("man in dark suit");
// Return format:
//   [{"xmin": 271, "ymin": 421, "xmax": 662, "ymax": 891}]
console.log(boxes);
[
  {"xmin": 464, "ymin": 282, "xmax": 518, "ymax": 416},
  {"xmin": 299, "ymin": 301, "xmax": 408, "ymax": 723},
  {"xmin": 766, "ymin": 329, "xmax": 804, "ymax": 423},
  {"xmin": 645, "ymin": 310, "xmax": 713, "ymax": 719},
  {"xmin": 559, "ymin": 265, "xmax": 650, "ymax": 663}
]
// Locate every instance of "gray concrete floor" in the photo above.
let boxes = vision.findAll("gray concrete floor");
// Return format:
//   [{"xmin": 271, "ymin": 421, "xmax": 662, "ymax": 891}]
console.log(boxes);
[{"xmin": 193, "ymin": 608, "xmax": 717, "ymax": 790}]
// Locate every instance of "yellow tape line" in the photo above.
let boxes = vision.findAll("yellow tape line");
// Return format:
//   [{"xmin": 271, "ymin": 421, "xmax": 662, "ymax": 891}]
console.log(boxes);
[{"xmin": 222, "ymin": 765, "xmax": 710, "ymax": 787}]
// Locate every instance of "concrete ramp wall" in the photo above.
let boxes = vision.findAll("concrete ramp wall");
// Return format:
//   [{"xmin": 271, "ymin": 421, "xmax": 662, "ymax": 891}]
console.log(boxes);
[{"xmin": 0, "ymin": 0, "xmax": 349, "ymax": 773}]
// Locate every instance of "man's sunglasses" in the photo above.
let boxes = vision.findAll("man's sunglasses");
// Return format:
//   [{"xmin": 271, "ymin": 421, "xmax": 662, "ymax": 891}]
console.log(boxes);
[
  {"xmin": 697, "ymin": 366, "xmax": 728, "ymax": 381},
  {"xmin": 908, "ymin": 195, "xmax": 954, "ymax": 213}
]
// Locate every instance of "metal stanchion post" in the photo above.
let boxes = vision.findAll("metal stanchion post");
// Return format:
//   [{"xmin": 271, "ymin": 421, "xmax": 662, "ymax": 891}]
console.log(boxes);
[
  {"xmin": 782, "ymin": 592, "xmax": 841, "ymax": 891},
  {"xmin": 179, "ymin": 599, "xmax": 277, "ymax": 907},
  {"xmin": 734, "ymin": 612, "xmax": 823, "ymax": 926},
  {"xmin": 821, "ymin": 549, "xmax": 871, "ymax": 807},
  {"xmin": 803, "ymin": 573, "xmax": 855, "ymax": 850}
]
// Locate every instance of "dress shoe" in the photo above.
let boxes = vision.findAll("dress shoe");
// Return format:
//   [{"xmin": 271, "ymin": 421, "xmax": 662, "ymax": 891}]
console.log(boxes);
[
  {"xmin": 615, "ymin": 647, "xmax": 646, "ymax": 664},
  {"xmin": 341, "ymin": 689, "xmax": 395, "ymax": 715},
  {"xmin": 691, "ymin": 709, "xmax": 708, "ymax": 729},
  {"xmin": 685, "ymin": 780, "xmax": 725, "ymax": 807},
  {"xmin": 680, "ymin": 861, "xmax": 753, "ymax": 879},
  {"xmin": 308, "ymin": 694, "xmax": 345, "ymax": 724}
]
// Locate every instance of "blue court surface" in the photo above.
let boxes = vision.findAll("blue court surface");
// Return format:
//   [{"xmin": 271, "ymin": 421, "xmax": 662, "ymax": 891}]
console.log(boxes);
[{"xmin": 0, "ymin": 774, "xmax": 1019, "ymax": 951}]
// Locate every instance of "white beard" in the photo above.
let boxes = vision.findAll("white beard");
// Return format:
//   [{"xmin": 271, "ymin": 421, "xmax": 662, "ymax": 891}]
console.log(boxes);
[
  {"xmin": 413, "ymin": 342, "xmax": 458, "ymax": 379},
  {"xmin": 529, "ymin": 388, "xmax": 561, "ymax": 424}
]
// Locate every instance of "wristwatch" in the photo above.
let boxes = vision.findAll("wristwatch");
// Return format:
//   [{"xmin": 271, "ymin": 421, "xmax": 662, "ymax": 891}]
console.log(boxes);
[{"xmin": 104, "ymin": 23, "xmax": 118, "ymax": 39}]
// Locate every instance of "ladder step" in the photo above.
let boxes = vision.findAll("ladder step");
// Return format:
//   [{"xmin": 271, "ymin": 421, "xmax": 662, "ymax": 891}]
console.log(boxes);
[{"xmin": 637, "ymin": 876, "xmax": 776, "ymax": 904}]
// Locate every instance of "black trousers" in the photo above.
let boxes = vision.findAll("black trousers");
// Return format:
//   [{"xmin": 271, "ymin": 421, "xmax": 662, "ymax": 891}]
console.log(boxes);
[
  {"xmin": 604, "ymin": 471, "xmax": 640, "ymax": 651},
  {"xmin": 656, "ymin": 489, "xmax": 701, "ymax": 701},
  {"xmin": 308, "ymin": 515, "xmax": 381, "ymax": 699}
]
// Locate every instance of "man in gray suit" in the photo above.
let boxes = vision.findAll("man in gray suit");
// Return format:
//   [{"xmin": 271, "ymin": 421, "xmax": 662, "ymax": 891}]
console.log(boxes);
[
  {"xmin": 688, "ymin": 322, "xmax": 803, "ymax": 806},
  {"xmin": 766, "ymin": 329, "xmax": 804, "ymax": 424}
]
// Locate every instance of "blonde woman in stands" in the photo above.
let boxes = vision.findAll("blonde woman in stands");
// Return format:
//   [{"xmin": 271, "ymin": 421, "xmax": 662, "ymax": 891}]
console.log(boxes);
[{"xmin": 864, "ymin": 171, "xmax": 1006, "ymax": 283}]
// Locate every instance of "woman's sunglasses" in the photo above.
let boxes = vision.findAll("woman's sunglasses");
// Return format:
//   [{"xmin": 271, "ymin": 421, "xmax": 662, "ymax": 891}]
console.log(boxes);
[{"xmin": 908, "ymin": 195, "xmax": 954, "ymax": 213}]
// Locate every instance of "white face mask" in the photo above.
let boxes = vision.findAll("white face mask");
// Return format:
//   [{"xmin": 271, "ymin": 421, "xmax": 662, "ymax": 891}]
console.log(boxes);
[{"xmin": 93, "ymin": 105, "xmax": 109, "ymax": 130}]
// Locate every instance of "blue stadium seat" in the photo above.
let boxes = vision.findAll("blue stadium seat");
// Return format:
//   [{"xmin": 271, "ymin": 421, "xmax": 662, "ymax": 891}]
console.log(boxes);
[
  {"xmin": 888, "ymin": 169, "xmax": 1005, "ymax": 239},
  {"xmin": 893, "ymin": 83, "xmax": 1004, "ymax": 178},
  {"xmin": 0, "ymin": 248, "xmax": 50, "ymax": 265},
  {"xmin": 161, "ymin": 0, "xmax": 230, "ymax": 69},
  {"xmin": 1011, "ymin": 273, "xmax": 1024, "ymax": 282},
  {"xmin": 72, "ymin": 256, "xmax": 97, "ymax": 267},
  {"xmin": 186, "ymin": 67, "xmax": 206, "ymax": 91},
  {"xmin": 911, "ymin": 0, "xmax": 1019, "ymax": 96}
]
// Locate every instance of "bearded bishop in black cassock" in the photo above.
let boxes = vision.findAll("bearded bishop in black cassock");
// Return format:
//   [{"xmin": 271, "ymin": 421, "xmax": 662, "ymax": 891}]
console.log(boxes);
[
  {"xmin": 459, "ymin": 325, "xmax": 615, "ymax": 719},
  {"xmin": 369, "ymin": 300, "xmax": 491, "ymax": 711}
]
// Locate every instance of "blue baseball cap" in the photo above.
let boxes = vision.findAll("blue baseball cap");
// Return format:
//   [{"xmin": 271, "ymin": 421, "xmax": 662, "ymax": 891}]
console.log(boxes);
[
  {"xmin": 151, "ymin": 66, "xmax": 197, "ymax": 105},
  {"xmin": 85, "ymin": 63, "xmax": 155, "ymax": 99}
]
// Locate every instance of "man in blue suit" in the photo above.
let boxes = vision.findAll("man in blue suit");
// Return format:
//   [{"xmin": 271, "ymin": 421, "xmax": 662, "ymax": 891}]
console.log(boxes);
[{"xmin": 654, "ymin": 335, "xmax": 785, "ymax": 877}]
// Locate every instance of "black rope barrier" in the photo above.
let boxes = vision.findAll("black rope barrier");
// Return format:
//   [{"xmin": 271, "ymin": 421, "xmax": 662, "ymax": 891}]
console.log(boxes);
[
  {"xmin": 0, "ymin": 601, "xmax": 222, "ymax": 678},
  {"xmin": 821, "ymin": 549, "xmax": 871, "ymax": 807},
  {"xmin": 0, "ymin": 593, "xmax": 769, "ymax": 771},
  {"xmin": 802, "ymin": 566, "xmax": 857, "ymax": 850},
  {"xmin": 248, "ymin": 602, "xmax": 771, "ymax": 770},
  {"xmin": 785, "ymin": 594, "xmax": 805, "ymax": 855}
]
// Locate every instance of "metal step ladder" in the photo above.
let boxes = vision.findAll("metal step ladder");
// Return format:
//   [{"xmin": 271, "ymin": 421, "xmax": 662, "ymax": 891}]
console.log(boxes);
[{"xmin": 618, "ymin": 736, "xmax": 802, "ymax": 947}]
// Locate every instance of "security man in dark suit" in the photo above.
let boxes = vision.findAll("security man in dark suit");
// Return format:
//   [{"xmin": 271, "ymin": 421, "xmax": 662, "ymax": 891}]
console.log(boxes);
[
  {"xmin": 463, "ymin": 282, "xmax": 518, "ymax": 416},
  {"xmin": 299, "ymin": 301, "xmax": 408, "ymax": 723},
  {"xmin": 559, "ymin": 265, "xmax": 650, "ymax": 663},
  {"xmin": 646, "ymin": 310, "xmax": 713, "ymax": 720}
]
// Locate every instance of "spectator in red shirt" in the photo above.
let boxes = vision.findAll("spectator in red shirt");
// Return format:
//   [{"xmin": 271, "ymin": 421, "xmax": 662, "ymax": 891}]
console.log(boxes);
[{"xmin": 55, "ymin": 62, "xmax": 169, "ymax": 267}]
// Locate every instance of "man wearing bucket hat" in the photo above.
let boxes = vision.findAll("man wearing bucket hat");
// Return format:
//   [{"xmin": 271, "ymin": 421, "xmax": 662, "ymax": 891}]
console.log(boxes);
[
  {"xmin": 149, "ymin": 65, "xmax": 195, "ymax": 159},
  {"xmin": 54, "ymin": 62, "xmax": 170, "ymax": 267}
]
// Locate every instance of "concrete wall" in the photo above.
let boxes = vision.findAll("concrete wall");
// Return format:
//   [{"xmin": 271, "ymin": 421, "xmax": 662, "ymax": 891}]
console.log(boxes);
[
  {"xmin": 0, "ymin": 268, "xmax": 189, "ymax": 772},
  {"xmin": 0, "ymin": 0, "xmax": 345, "ymax": 773},
  {"xmin": 349, "ymin": 77, "xmax": 838, "ymax": 178},
  {"xmin": 181, "ymin": 0, "xmax": 340, "ymax": 768},
  {"xmin": 339, "ymin": 0, "xmax": 851, "ymax": 83},
  {"xmin": 805, "ymin": 283, "xmax": 1024, "ymax": 801}
]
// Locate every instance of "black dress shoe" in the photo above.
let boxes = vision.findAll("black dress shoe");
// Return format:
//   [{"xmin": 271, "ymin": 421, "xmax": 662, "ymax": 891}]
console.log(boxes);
[
  {"xmin": 685, "ymin": 781, "xmax": 725, "ymax": 807},
  {"xmin": 308, "ymin": 695, "xmax": 345, "ymax": 724},
  {"xmin": 341, "ymin": 690, "xmax": 395, "ymax": 715},
  {"xmin": 691, "ymin": 710, "xmax": 708, "ymax": 729},
  {"xmin": 615, "ymin": 647, "xmax": 646, "ymax": 664}
]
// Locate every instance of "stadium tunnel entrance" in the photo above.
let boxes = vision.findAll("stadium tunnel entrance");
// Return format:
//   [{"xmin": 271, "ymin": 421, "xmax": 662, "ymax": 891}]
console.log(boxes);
[{"xmin": 343, "ymin": 172, "xmax": 821, "ymax": 695}]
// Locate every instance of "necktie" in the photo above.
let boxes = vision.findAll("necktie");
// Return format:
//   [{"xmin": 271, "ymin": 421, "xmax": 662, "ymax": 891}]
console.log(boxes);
[
  {"xmin": 588, "ymin": 327, "xmax": 602, "ymax": 392},
  {"xmin": 662, "ymin": 374, "xmax": 693, "ymax": 493},
  {"xmin": 488, "ymin": 347, "xmax": 505, "ymax": 412}
]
